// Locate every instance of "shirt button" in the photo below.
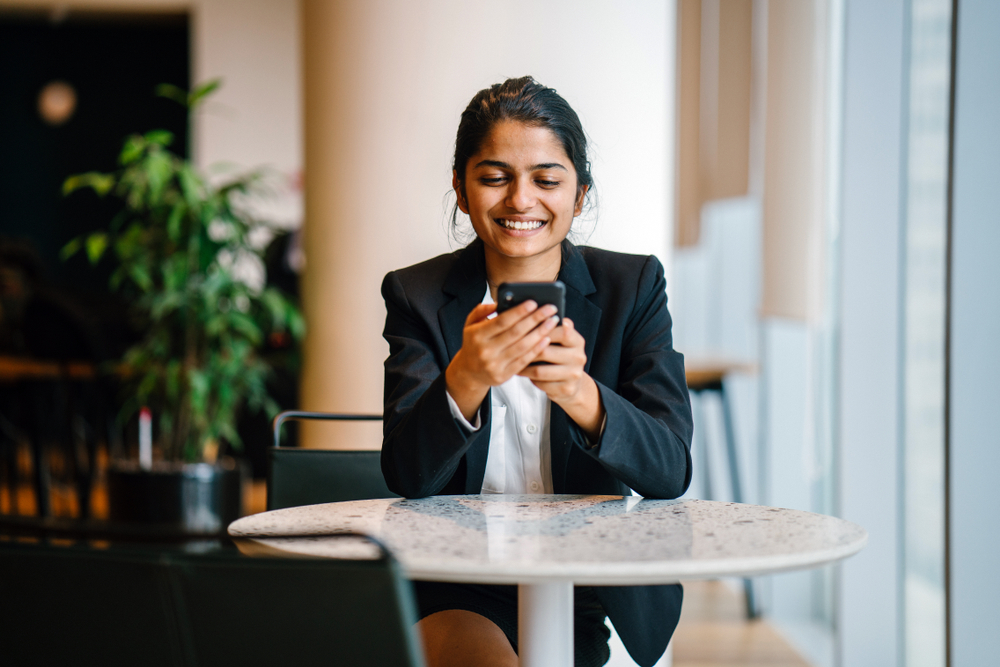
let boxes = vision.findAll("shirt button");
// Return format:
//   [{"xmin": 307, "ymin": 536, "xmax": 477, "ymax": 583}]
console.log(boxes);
[
  {"xmin": 526, "ymin": 424, "xmax": 537, "ymax": 434},
  {"xmin": 530, "ymin": 481, "xmax": 540, "ymax": 491}
]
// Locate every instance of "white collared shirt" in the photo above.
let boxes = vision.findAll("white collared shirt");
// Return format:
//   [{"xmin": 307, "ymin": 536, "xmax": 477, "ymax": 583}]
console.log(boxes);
[{"xmin": 445, "ymin": 285, "xmax": 554, "ymax": 494}]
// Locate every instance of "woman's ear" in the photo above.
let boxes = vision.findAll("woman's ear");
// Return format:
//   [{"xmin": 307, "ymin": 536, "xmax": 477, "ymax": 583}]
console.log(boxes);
[
  {"xmin": 452, "ymin": 170, "xmax": 470, "ymax": 215},
  {"xmin": 574, "ymin": 184, "xmax": 589, "ymax": 217}
]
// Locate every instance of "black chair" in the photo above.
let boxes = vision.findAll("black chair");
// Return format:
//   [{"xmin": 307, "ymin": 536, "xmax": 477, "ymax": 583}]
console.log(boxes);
[
  {"xmin": 267, "ymin": 410, "xmax": 398, "ymax": 511},
  {"xmin": 0, "ymin": 540, "xmax": 182, "ymax": 666},
  {"xmin": 0, "ymin": 536, "xmax": 426, "ymax": 667}
]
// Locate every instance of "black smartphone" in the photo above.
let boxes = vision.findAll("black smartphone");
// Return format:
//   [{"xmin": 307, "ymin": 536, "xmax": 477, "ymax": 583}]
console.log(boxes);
[{"xmin": 495, "ymin": 281, "xmax": 566, "ymax": 323}]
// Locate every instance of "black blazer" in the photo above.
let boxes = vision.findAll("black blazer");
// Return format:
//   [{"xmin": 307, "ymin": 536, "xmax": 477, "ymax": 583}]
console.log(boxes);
[{"xmin": 381, "ymin": 239, "xmax": 693, "ymax": 667}]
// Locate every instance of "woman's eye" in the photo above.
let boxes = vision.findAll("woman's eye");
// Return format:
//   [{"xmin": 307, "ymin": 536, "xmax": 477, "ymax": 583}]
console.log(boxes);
[
  {"xmin": 536, "ymin": 179, "xmax": 560, "ymax": 188},
  {"xmin": 481, "ymin": 177, "xmax": 507, "ymax": 186}
]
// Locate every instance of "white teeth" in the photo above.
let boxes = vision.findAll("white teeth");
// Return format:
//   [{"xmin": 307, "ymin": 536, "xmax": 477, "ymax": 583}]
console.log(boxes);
[{"xmin": 498, "ymin": 219, "xmax": 543, "ymax": 230}]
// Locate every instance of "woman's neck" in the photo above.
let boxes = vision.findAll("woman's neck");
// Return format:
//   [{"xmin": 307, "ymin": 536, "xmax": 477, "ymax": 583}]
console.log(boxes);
[{"xmin": 484, "ymin": 248, "xmax": 562, "ymax": 302}]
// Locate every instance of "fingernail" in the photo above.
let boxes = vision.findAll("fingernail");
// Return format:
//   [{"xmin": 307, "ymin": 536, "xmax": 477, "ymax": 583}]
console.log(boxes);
[
  {"xmin": 548, "ymin": 315, "xmax": 560, "ymax": 325},
  {"xmin": 525, "ymin": 300, "xmax": 538, "ymax": 311},
  {"xmin": 543, "ymin": 304, "xmax": 558, "ymax": 315}
]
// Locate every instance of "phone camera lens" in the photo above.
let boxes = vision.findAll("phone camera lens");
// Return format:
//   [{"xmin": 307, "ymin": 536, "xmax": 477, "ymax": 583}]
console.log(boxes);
[{"xmin": 503, "ymin": 292, "xmax": 513, "ymax": 302}]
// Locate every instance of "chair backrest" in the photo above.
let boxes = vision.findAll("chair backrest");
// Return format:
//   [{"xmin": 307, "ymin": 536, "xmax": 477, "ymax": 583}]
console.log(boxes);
[
  {"xmin": 267, "ymin": 410, "xmax": 398, "ymax": 511},
  {"xmin": 169, "ymin": 544, "xmax": 425, "ymax": 667},
  {"xmin": 0, "ymin": 538, "xmax": 426, "ymax": 667},
  {"xmin": 0, "ymin": 541, "xmax": 181, "ymax": 667}
]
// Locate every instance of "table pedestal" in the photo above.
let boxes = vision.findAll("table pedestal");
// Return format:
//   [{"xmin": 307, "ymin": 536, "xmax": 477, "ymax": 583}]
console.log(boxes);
[{"xmin": 518, "ymin": 581, "xmax": 574, "ymax": 667}]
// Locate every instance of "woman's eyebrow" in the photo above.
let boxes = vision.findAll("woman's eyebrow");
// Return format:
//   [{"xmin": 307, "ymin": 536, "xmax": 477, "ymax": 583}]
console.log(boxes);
[{"xmin": 473, "ymin": 159, "xmax": 568, "ymax": 172}]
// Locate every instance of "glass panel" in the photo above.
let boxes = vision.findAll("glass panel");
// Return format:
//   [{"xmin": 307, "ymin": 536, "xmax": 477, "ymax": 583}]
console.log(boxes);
[{"xmin": 901, "ymin": 0, "xmax": 952, "ymax": 665}]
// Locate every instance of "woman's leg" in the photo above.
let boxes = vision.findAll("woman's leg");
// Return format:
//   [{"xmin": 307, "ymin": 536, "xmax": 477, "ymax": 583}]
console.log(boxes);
[{"xmin": 418, "ymin": 609, "xmax": 519, "ymax": 667}]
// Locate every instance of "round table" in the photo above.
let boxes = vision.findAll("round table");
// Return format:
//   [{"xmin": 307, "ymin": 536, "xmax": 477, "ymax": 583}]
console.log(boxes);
[{"xmin": 228, "ymin": 495, "xmax": 867, "ymax": 667}]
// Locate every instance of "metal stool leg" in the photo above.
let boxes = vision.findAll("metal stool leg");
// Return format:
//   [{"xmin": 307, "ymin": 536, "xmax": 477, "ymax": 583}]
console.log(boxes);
[
  {"xmin": 691, "ymin": 394, "xmax": 714, "ymax": 500},
  {"xmin": 718, "ymin": 382, "xmax": 757, "ymax": 619}
]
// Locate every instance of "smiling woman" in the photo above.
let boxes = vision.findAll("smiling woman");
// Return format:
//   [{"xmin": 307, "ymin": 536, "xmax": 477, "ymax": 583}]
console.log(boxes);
[{"xmin": 379, "ymin": 77, "xmax": 693, "ymax": 667}]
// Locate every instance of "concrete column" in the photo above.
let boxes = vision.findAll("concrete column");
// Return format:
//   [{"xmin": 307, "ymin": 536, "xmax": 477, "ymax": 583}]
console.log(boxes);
[{"xmin": 760, "ymin": 0, "xmax": 830, "ymax": 322}]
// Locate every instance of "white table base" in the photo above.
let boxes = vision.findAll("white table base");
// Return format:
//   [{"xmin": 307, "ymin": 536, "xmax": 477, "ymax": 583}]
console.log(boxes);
[{"xmin": 518, "ymin": 581, "xmax": 574, "ymax": 667}]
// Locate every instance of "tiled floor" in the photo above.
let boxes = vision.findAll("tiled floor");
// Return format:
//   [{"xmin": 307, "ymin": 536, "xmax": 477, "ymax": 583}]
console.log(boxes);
[{"xmin": 672, "ymin": 580, "xmax": 811, "ymax": 667}]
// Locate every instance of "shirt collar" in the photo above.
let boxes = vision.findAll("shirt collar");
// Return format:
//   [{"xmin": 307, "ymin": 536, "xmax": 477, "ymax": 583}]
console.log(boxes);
[{"xmin": 442, "ymin": 238, "xmax": 597, "ymax": 298}]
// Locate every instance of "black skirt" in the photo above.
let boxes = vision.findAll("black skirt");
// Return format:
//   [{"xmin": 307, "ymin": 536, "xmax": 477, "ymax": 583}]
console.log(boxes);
[{"xmin": 413, "ymin": 581, "xmax": 612, "ymax": 667}]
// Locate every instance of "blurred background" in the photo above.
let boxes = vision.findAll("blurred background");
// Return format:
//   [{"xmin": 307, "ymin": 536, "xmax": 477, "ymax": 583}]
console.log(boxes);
[{"xmin": 1, "ymin": 1, "xmax": 997, "ymax": 666}]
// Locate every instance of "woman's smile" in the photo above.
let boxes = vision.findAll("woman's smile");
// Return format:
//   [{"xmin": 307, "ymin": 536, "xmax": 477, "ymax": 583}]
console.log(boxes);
[{"xmin": 494, "ymin": 217, "xmax": 546, "ymax": 232}]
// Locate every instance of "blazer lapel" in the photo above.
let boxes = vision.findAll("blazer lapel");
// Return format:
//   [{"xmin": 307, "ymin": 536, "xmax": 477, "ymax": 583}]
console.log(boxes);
[
  {"xmin": 439, "ymin": 239, "xmax": 488, "ymax": 361},
  {"xmin": 438, "ymin": 240, "xmax": 491, "ymax": 489},
  {"xmin": 551, "ymin": 242, "xmax": 602, "ymax": 491}
]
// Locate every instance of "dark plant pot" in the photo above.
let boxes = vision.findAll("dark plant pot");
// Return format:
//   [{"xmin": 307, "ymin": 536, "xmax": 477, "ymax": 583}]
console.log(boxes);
[{"xmin": 107, "ymin": 459, "xmax": 244, "ymax": 534}]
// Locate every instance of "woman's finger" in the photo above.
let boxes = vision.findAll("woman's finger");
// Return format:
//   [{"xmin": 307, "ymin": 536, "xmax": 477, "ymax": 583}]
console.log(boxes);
[
  {"xmin": 490, "ymin": 299, "xmax": 539, "ymax": 328},
  {"xmin": 464, "ymin": 302, "xmax": 498, "ymax": 326},
  {"xmin": 490, "ymin": 303, "xmax": 559, "ymax": 347},
  {"xmin": 505, "ymin": 332, "xmax": 553, "ymax": 376},
  {"xmin": 498, "ymin": 315, "xmax": 559, "ymax": 366}
]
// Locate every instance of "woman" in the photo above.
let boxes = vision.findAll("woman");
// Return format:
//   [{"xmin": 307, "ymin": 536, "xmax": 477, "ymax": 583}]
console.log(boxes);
[{"xmin": 381, "ymin": 77, "xmax": 693, "ymax": 667}]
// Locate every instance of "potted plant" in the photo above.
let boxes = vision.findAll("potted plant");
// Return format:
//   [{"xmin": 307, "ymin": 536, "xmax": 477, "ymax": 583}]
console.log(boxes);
[{"xmin": 62, "ymin": 81, "xmax": 303, "ymax": 533}]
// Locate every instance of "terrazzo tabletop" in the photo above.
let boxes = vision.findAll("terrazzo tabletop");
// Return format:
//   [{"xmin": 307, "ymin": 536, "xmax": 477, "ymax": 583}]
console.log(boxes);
[{"xmin": 228, "ymin": 495, "xmax": 867, "ymax": 585}]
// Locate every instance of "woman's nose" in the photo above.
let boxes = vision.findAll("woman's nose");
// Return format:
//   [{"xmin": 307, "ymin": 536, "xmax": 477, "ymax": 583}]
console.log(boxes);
[{"xmin": 506, "ymin": 177, "xmax": 535, "ymax": 211}]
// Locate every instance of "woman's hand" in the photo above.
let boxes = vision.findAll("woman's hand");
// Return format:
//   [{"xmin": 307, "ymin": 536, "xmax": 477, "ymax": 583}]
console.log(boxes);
[
  {"xmin": 445, "ymin": 300, "xmax": 560, "ymax": 422},
  {"xmin": 518, "ymin": 318, "xmax": 605, "ymax": 442}
]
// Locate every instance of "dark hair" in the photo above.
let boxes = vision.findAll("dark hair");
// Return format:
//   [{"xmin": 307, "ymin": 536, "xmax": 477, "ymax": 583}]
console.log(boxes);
[{"xmin": 450, "ymin": 76, "xmax": 594, "ymax": 235}]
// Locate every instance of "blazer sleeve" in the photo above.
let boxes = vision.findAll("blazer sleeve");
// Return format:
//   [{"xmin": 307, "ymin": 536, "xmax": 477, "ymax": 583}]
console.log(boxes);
[
  {"xmin": 379, "ymin": 270, "xmax": 489, "ymax": 498},
  {"xmin": 573, "ymin": 256, "xmax": 693, "ymax": 499}
]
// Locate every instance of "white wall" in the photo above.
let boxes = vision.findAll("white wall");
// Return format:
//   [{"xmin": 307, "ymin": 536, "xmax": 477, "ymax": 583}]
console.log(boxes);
[{"xmin": 191, "ymin": 0, "xmax": 302, "ymax": 225}]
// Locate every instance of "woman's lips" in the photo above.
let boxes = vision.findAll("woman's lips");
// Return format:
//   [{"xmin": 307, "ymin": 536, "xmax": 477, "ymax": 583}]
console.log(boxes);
[{"xmin": 495, "ymin": 218, "xmax": 546, "ymax": 231}]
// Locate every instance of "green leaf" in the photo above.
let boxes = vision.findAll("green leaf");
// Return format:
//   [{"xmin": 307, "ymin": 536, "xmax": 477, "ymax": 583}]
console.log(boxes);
[
  {"xmin": 188, "ymin": 79, "xmax": 222, "ymax": 108},
  {"xmin": 85, "ymin": 233, "xmax": 109, "ymax": 264},
  {"xmin": 150, "ymin": 291, "xmax": 184, "ymax": 319},
  {"xmin": 63, "ymin": 172, "xmax": 115, "ymax": 197},
  {"xmin": 145, "ymin": 151, "xmax": 173, "ymax": 204},
  {"xmin": 205, "ymin": 314, "xmax": 228, "ymax": 337},
  {"xmin": 155, "ymin": 83, "xmax": 189, "ymax": 107},
  {"xmin": 60, "ymin": 237, "xmax": 82, "ymax": 260},
  {"xmin": 189, "ymin": 369, "xmax": 210, "ymax": 415},
  {"xmin": 144, "ymin": 130, "xmax": 174, "ymax": 147},
  {"xmin": 165, "ymin": 360, "xmax": 181, "ymax": 401},
  {"xmin": 288, "ymin": 308, "xmax": 305, "ymax": 340},
  {"xmin": 260, "ymin": 288, "xmax": 286, "ymax": 327},
  {"xmin": 129, "ymin": 264, "xmax": 154, "ymax": 292},
  {"xmin": 120, "ymin": 135, "xmax": 145, "ymax": 165},
  {"xmin": 163, "ymin": 254, "xmax": 188, "ymax": 292},
  {"xmin": 229, "ymin": 312, "xmax": 262, "ymax": 345},
  {"xmin": 137, "ymin": 371, "xmax": 158, "ymax": 402},
  {"xmin": 167, "ymin": 202, "xmax": 186, "ymax": 241},
  {"xmin": 109, "ymin": 266, "xmax": 126, "ymax": 290},
  {"xmin": 178, "ymin": 165, "xmax": 202, "ymax": 208}
]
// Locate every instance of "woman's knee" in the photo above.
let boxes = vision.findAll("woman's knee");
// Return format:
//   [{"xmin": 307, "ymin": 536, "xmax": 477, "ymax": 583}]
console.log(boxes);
[{"xmin": 417, "ymin": 609, "xmax": 518, "ymax": 667}]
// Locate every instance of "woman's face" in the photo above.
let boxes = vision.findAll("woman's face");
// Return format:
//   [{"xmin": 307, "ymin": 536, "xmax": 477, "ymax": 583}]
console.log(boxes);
[{"xmin": 455, "ymin": 120, "xmax": 587, "ymax": 273}]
